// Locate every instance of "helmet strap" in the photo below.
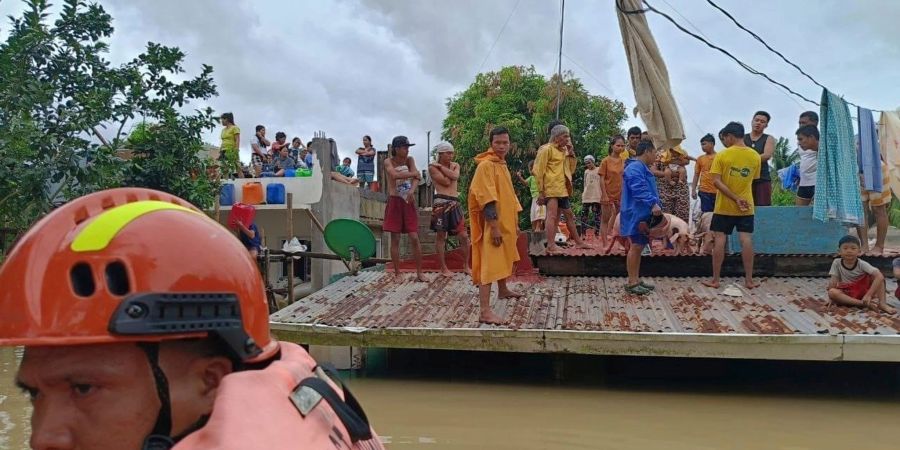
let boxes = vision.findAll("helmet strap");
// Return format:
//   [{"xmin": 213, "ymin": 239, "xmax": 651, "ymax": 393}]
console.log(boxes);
[{"xmin": 137, "ymin": 343, "xmax": 175, "ymax": 450}]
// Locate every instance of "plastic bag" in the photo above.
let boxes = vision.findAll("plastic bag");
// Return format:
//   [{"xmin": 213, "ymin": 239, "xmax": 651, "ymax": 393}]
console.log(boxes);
[{"xmin": 282, "ymin": 237, "xmax": 307, "ymax": 253}]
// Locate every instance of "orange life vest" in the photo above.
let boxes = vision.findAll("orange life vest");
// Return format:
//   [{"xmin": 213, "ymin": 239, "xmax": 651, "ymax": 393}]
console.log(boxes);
[{"xmin": 175, "ymin": 342, "xmax": 383, "ymax": 449}]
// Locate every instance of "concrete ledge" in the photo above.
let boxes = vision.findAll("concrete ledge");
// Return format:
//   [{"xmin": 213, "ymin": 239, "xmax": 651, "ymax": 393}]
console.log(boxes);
[{"xmin": 270, "ymin": 322, "xmax": 900, "ymax": 362}]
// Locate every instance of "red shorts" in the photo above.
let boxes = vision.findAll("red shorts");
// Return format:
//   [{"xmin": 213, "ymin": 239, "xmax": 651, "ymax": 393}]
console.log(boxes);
[
  {"xmin": 384, "ymin": 195, "xmax": 418, "ymax": 234},
  {"xmin": 838, "ymin": 274, "xmax": 873, "ymax": 300}
]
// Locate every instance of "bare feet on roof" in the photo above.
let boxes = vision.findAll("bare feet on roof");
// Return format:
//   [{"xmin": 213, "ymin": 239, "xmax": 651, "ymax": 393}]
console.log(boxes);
[
  {"xmin": 701, "ymin": 279, "xmax": 720, "ymax": 289},
  {"xmin": 439, "ymin": 269, "xmax": 454, "ymax": 277},
  {"xmin": 744, "ymin": 279, "xmax": 761, "ymax": 289},
  {"xmin": 415, "ymin": 273, "xmax": 430, "ymax": 283},
  {"xmin": 871, "ymin": 246, "xmax": 884, "ymax": 255},
  {"xmin": 879, "ymin": 303, "xmax": 897, "ymax": 314},
  {"xmin": 479, "ymin": 311, "xmax": 505, "ymax": 325},
  {"xmin": 545, "ymin": 245, "xmax": 563, "ymax": 255},
  {"xmin": 498, "ymin": 288, "xmax": 525, "ymax": 299}
]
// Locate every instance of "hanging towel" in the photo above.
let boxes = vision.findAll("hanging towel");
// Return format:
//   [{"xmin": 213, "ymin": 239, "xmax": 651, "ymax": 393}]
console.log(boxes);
[
  {"xmin": 814, "ymin": 89, "xmax": 863, "ymax": 225},
  {"xmin": 879, "ymin": 109, "xmax": 900, "ymax": 200},
  {"xmin": 858, "ymin": 107, "xmax": 883, "ymax": 192}
]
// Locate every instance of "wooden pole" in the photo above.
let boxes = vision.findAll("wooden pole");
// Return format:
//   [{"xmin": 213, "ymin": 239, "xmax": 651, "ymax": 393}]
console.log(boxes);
[
  {"xmin": 287, "ymin": 193, "xmax": 294, "ymax": 305},
  {"xmin": 305, "ymin": 209, "xmax": 353, "ymax": 272}
]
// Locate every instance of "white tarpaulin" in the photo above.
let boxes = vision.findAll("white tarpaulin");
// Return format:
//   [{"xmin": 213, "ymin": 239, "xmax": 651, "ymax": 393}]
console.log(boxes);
[{"xmin": 616, "ymin": 0, "xmax": 685, "ymax": 149}]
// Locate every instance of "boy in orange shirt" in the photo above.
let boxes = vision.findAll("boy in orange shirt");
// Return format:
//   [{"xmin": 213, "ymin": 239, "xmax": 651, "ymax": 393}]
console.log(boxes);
[{"xmin": 691, "ymin": 133, "xmax": 718, "ymax": 213}]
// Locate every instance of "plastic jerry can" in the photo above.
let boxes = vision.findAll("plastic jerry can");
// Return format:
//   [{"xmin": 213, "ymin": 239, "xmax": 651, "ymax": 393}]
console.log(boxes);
[
  {"xmin": 227, "ymin": 203, "xmax": 256, "ymax": 229},
  {"xmin": 266, "ymin": 183, "xmax": 286, "ymax": 204},
  {"xmin": 284, "ymin": 169, "xmax": 296, "ymax": 177},
  {"xmin": 242, "ymin": 182, "xmax": 264, "ymax": 205},
  {"xmin": 219, "ymin": 183, "xmax": 235, "ymax": 206}
]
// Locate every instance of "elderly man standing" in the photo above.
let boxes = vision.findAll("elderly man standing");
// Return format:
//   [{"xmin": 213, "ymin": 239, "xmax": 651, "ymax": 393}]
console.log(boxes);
[
  {"xmin": 534, "ymin": 124, "xmax": 591, "ymax": 254},
  {"xmin": 468, "ymin": 126, "xmax": 524, "ymax": 325},
  {"xmin": 429, "ymin": 142, "xmax": 471, "ymax": 277}
]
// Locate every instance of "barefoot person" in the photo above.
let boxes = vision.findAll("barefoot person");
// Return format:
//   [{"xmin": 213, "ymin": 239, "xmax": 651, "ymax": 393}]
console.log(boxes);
[
  {"xmin": 599, "ymin": 135, "xmax": 626, "ymax": 247},
  {"xmin": 385, "ymin": 135, "xmax": 428, "ymax": 282},
  {"xmin": 704, "ymin": 122, "xmax": 762, "ymax": 290},
  {"xmin": 429, "ymin": 142, "xmax": 471, "ymax": 277},
  {"xmin": 534, "ymin": 124, "xmax": 591, "ymax": 254},
  {"xmin": 827, "ymin": 235, "xmax": 896, "ymax": 313},
  {"xmin": 468, "ymin": 126, "xmax": 524, "ymax": 324},
  {"xmin": 621, "ymin": 140, "xmax": 663, "ymax": 295}
]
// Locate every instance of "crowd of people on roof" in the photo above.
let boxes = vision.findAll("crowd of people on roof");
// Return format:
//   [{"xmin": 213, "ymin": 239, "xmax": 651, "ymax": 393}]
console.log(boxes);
[{"xmin": 217, "ymin": 112, "xmax": 377, "ymax": 188}]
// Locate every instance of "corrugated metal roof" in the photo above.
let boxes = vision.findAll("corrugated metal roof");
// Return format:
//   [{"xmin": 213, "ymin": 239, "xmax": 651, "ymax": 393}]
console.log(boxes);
[
  {"xmin": 271, "ymin": 273, "xmax": 900, "ymax": 335},
  {"xmin": 528, "ymin": 238, "xmax": 900, "ymax": 258}
]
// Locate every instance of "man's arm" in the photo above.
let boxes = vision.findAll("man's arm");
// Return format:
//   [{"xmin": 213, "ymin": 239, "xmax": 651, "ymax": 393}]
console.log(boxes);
[
  {"xmin": 711, "ymin": 174, "xmax": 742, "ymax": 204},
  {"xmin": 827, "ymin": 274, "xmax": 840, "ymax": 290},
  {"xmin": 760, "ymin": 136, "xmax": 775, "ymax": 162},
  {"xmin": 355, "ymin": 147, "xmax": 366, "ymax": 155},
  {"xmin": 429, "ymin": 165, "xmax": 452, "ymax": 188},
  {"xmin": 441, "ymin": 163, "xmax": 461, "ymax": 181},
  {"xmin": 691, "ymin": 163, "xmax": 701, "ymax": 195},
  {"xmin": 533, "ymin": 147, "xmax": 548, "ymax": 195},
  {"xmin": 383, "ymin": 159, "xmax": 417, "ymax": 179}
]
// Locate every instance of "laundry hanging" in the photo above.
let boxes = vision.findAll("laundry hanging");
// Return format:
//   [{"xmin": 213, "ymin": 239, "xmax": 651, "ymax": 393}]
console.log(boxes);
[
  {"xmin": 879, "ymin": 109, "xmax": 900, "ymax": 200},
  {"xmin": 814, "ymin": 89, "xmax": 863, "ymax": 224},
  {"xmin": 616, "ymin": 0, "xmax": 685, "ymax": 150},
  {"xmin": 858, "ymin": 107, "xmax": 883, "ymax": 193}
]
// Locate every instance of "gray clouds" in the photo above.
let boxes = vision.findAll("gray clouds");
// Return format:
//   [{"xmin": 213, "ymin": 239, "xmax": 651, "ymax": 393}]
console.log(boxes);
[{"xmin": 2, "ymin": 0, "xmax": 898, "ymax": 168}]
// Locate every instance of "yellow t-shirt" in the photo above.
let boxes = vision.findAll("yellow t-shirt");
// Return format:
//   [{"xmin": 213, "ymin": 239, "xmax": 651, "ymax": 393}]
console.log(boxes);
[
  {"xmin": 710, "ymin": 146, "xmax": 761, "ymax": 216},
  {"xmin": 619, "ymin": 148, "xmax": 635, "ymax": 160},
  {"xmin": 696, "ymin": 153, "xmax": 717, "ymax": 193},
  {"xmin": 220, "ymin": 125, "xmax": 240, "ymax": 155}
]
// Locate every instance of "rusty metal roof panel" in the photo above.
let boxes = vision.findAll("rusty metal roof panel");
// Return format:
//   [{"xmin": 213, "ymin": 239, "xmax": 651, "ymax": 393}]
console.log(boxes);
[{"xmin": 271, "ymin": 273, "xmax": 900, "ymax": 336}]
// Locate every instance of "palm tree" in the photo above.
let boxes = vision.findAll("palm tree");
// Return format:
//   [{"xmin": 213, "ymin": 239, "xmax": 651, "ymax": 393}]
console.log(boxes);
[{"xmin": 771, "ymin": 136, "xmax": 799, "ymax": 171}]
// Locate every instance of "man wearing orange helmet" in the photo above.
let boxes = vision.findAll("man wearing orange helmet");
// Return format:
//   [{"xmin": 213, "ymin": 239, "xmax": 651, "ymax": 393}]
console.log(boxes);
[{"xmin": 0, "ymin": 188, "xmax": 383, "ymax": 450}]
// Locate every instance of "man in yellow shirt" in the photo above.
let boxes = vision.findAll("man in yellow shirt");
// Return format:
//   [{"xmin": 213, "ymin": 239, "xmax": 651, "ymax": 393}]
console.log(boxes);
[
  {"xmin": 623, "ymin": 126, "xmax": 641, "ymax": 159},
  {"xmin": 534, "ymin": 124, "xmax": 590, "ymax": 253},
  {"xmin": 703, "ymin": 122, "xmax": 762, "ymax": 290}
]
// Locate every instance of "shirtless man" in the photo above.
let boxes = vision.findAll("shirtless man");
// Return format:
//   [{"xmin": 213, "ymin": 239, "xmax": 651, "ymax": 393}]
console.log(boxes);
[
  {"xmin": 429, "ymin": 142, "xmax": 471, "ymax": 277},
  {"xmin": 384, "ymin": 135, "xmax": 428, "ymax": 282}
]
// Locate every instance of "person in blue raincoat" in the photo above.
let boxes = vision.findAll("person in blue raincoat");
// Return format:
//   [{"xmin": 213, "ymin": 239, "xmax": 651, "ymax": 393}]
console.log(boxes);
[{"xmin": 620, "ymin": 140, "xmax": 663, "ymax": 295}]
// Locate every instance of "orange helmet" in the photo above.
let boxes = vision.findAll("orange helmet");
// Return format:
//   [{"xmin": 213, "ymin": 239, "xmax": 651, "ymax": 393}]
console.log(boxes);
[{"xmin": 0, "ymin": 188, "xmax": 277, "ymax": 362}]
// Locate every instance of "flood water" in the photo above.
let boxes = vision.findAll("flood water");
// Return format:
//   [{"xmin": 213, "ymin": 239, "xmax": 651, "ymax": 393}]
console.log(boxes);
[{"xmin": 2, "ymin": 347, "xmax": 899, "ymax": 449}]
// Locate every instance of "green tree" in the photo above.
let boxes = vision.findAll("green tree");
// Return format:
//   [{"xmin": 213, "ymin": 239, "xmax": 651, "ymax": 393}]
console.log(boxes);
[
  {"xmin": 442, "ymin": 66, "xmax": 627, "ymax": 228},
  {"xmin": 771, "ymin": 136, "xmax": 798, "ymax": 171},
  {"xmin": 0, "ymin": 0, "xmax": 219, "ymax": 242}
]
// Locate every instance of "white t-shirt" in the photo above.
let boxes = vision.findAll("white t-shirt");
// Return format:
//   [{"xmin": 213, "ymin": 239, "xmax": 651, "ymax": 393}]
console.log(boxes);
[
  {"xmin": 582, "ymin": 167, "xmax": 602, "ymax": 203},
  {"xmin": 829, "ymin": 258, "xmax": 878, "ymax": 283},
  {"xmin": 798, "ymin": 149, "xmax": 817, "ymax": 187}
]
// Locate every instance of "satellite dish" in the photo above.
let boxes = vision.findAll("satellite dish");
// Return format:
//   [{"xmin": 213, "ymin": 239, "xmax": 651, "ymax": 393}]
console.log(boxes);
[{"xmin": 323, "ymin": 218, "xmax": 377, "ymax": 263}]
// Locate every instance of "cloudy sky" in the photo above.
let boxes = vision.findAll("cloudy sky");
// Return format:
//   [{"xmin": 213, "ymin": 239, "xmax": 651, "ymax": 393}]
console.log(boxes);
[{"xmin": 2, "ymin": 0, "xmax": 898, "ymax": 168}]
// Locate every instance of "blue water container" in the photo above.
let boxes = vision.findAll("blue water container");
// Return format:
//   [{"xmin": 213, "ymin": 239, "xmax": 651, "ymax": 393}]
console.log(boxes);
[
  {"xmin": 266, "ymin": 183, "xmax": 286, "ymax": 204},
  {"xmin": 284, "ymin": 169, "xmax": 296, "ymax": 177},
  {"xmin": 219, "ymin": 183, "xmax": 235, "ymax": 206}
]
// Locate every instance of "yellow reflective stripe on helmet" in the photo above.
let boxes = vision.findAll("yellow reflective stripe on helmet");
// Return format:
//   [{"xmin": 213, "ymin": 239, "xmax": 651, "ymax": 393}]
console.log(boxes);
[{"xmin": 71, "ymin": 201, "xmax": 199, "ymax": 252}]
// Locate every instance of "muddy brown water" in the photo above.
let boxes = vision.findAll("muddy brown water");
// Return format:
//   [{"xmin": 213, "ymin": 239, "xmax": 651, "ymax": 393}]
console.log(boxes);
[{"xmin": 1, "ymin": 347, "xmax": 899, "ymax": 449}]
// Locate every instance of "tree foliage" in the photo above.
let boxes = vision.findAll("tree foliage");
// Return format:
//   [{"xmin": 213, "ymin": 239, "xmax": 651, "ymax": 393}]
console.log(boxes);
[
  {"xmin": 771, "ymin": 136, "xmax": 798, "ymax": 171},
  {"xmin": 442, "ymin": 66, "xmax": 627, "ymax": 227},
  {"xmin": 0, "ymin": 0, "xmax": 219, "ymax": 238}
]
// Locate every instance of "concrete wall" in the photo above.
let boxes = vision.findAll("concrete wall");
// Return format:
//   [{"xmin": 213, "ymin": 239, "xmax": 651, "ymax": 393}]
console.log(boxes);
[
  {"xmin": 310, "ymin": 137, "xmax": 361, "ymax": 291},
  {"xmin": 728, "ymin": 206, "xmax": 846, "ymax": 254}
]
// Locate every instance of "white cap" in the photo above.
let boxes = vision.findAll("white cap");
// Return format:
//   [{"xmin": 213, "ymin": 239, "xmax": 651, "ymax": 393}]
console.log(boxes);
[{"xmin": 433, "ymin": 142, "xmax": 454, "ymax": 153}]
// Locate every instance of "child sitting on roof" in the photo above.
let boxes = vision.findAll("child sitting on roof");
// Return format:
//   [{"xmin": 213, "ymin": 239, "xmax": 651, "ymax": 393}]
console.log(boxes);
[{"xmin": 827, "ymin": 235, "xmax": 895, "ymax": 313}]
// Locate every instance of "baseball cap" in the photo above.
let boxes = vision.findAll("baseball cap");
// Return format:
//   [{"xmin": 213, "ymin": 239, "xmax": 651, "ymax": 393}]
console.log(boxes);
[{"xmin": 391, "ymin": 135, "xmax": 416, "ymax": 149}]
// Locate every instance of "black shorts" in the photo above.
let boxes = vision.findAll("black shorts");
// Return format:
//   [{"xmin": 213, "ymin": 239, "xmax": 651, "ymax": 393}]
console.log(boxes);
[
  {"xmin": 797, "ymin": 185, "xmax": 815, "ymax": 200},
  {"xmin": 710, "ymin": 214, "xmax": 754, "ymax": 235},
  {"xmin": 548, "ymin": 197, "xmax": 570, "ymax": 210}
]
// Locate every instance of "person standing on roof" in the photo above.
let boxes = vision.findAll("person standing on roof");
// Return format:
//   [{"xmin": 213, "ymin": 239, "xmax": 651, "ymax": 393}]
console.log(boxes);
[
  {"xmin": 744, "ymin": 111, "xmax": 776, "ymax": 206},
  {"xmin": 468, "ymin": 126, "xmax": 525, "ymax": 325},
  {"xmin": 0, "ymin": 188, "xmax": 383, "ymax": 450},
  {"xmin": 580, "ymin": 155, "xmax": 603, "ymax": 238},
  {"xmin": 704, "ymin": 121, "xmax": 762, "ymax": 290},
  {"xmin": 620, "ymin": 140, "xmax": 663, "ymax": 295},
  {"xmin": 534, "ymin": 124, "xmax": 591, "ymax": 254},
  {"xmin": 599, "ymin": 135, "xmax": 627, "ymax": 247},
  {"xmin": 356, "ymin": 135, "xmax": 376, "ymax": 189},
  {"xmin": 384, "ymin": 135, "xmax": 428, "ymax": 282},
  {"xmin": 219, "ymin": 113, "xmax": 241, "ymax": 178},
  {"xmin": 429, "ymin": 142, "xmax": 471, "ymax": 277},
  {"xmin": 692, "ymin": 134, "xmax": 718, "ymax": 213}
]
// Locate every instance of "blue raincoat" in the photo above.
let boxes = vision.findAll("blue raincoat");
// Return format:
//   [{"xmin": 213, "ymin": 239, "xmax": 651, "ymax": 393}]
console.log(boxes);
[{"xmin": 620, "ymin": 158, "xmax": 661, "ymax": 237}]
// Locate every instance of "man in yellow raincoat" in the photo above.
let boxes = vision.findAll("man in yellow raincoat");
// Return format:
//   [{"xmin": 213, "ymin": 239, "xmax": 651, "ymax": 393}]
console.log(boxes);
[
  {"xmin": 534, "ymin": 124, "xmax": 591, "ymax": 254},
  {"xmin": 468, "ymin": 126, "xmax": 525, "ymax": 325}
]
